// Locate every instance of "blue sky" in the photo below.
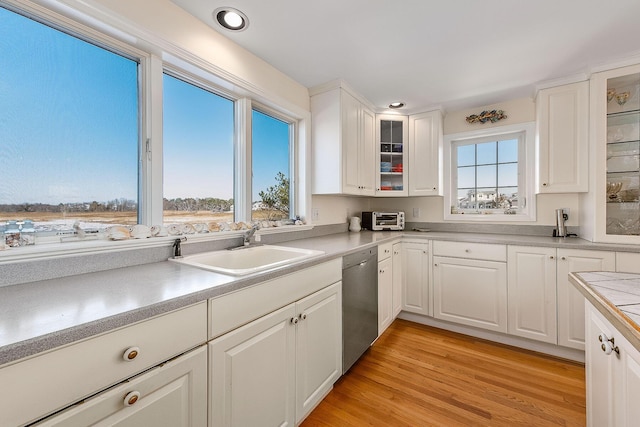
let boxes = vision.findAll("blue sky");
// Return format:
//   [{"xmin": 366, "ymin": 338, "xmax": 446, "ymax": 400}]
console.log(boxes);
[{"xmin": 1, "ymin": 7, "xmax": 289, "ymax": 206}]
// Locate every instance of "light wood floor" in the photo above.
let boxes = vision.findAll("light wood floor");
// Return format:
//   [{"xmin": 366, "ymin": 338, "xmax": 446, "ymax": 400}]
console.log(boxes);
[{"xmin": 302, "ymin": 320, "xmax": 585, "ymax": 427}]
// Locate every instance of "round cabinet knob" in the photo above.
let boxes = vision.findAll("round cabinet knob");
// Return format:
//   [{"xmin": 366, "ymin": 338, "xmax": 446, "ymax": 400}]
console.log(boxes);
[
  {"xmin": 432, "ymin": 187, "xmax": 436, "ymax": 190},
  {"xmin": 601, "ymin": 341, "xmax": 614, "ymax": 355},
  {"xmin": 123, "ymin": 346, "xmax": 140, "ymax": 362},
  {"xmin": 300, "ymin": 313, "xmax": 307, "ymax": 321},
  {"xmin": 542, "ymin": 183, "xmax": 548, "ymax": 187},
  {"xmin": 291, "ymin": 317, "xmax": 299, "ymax": 324},
  {"xmin": 561, "ymin": 256, "xmax": 566, "ymax": 261},
  {"xmin": 465, "ymin": 249, "xmax": 470, "ymax": 253},
  {"xmin": 550, "ymin": 256, "xmax": 555, "ymax": 260},
  {"xmin": 124, "ymin": 391, "xmax": 141, "ymax": 407},
  {"xmin": 379, "ymin": 269, "xmax": 384, "ymax": 274},
  {"xmin": 385, "ymin": 249, "xmax": 390, "ymax": 254}
]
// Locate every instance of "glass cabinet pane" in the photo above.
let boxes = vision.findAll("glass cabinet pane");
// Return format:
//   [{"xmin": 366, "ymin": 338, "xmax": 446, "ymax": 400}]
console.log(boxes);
[
  {"xmin": 606, "ymin": 73, "xmax": 640, "ymax": 235},
  {"xmin": 379, "ymin": 118, "xmax": 404, "ymax": 192}
]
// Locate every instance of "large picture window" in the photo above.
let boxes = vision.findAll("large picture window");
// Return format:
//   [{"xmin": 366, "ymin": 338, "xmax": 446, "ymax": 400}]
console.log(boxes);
[{"xmin": 0, "ymin": 6, "xmax": 140, "ymax": 234}]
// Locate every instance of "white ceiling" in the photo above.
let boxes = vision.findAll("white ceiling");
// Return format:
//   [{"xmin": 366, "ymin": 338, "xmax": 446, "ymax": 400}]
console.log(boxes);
[{"xmin": 172, "ymin": 0, "xmax": 640, "ymax": 113}]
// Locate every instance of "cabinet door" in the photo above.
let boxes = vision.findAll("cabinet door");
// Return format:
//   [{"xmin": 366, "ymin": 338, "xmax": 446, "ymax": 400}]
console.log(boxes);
[
  {"xmin": 209, "ymin": 304, "xmax": 296, "ymax": 427},
  {"xmin": 408, "ymin": 110, "xmax": 442, "ymax": 196},
  {"xmin": 376, "ymin": 114, "xmax": 408, "ymax": 196},
  {"xmin": 433, "ymin": 256, "xmax": 507, "ymax": 333},
  {"xmin": 295, "ymin": 283, "xmax": 342, "ymax": 423},
  {"xmin": 360, "ymin": 107, "xmax": 376, "ymax": 195},
  {"xmin": 586, "ymin": 303, "xmax": 617, "ymax": 427},
  {"xmin": 35, "ymin": 346, "xmax": 207, "ymax": 427},
  {"xmin": 342, "ymin": 90, "xmax": 362, "ymax": 195},
  {"xmin": 557, "ymin": 249, "xmax": 615, "ymax": 350},
  {"xmin": 392, "ymin": 243, "xmax": 403, "ymax": 317},
  {"xmin": 536, "ymin": 81, "xmax": 589, "ymax": 193},
  {"xmin": 507, "ymin": 246, "xmax": 557, "ymax": 343},
  {"xmin": 402, "ymin": 242, "xmax": 430, "ymax": 316},
  {"xmin": 617, "ymin": 333, "xmax": 640, "ymax": 427},
  {"xmin": 378, "ymin": 257, "xmax": 393, "ymax": 335}
]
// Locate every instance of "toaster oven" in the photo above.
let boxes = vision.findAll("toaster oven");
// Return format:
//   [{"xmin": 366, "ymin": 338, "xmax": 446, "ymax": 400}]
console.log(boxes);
[{"xmin": 361, "ymin": 211, "xmax": 405, "ymax": 231}]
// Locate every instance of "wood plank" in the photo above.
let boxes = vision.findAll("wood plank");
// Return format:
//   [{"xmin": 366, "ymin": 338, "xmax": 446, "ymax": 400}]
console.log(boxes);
[{"xmin": 302, "ymin": 319, "xmax": 585, "ymax": 426}]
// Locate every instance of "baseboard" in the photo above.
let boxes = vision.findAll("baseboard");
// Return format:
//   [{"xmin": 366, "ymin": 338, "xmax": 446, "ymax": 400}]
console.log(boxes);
[{"xmin": 397, "ymin": 312, "xmax": 585, "ymax": 363}]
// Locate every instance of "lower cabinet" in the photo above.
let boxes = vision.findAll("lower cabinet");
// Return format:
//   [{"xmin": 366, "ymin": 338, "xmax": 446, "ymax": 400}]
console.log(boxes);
[
  {"xmin": 402, "ymin": 241, "xmax": 430, "ymax": 316},
  {"xmin": 586, "ymin": 301, "xmax": 640, "ymax": 427},
  {"xmin": 378, "ymin": 256, "xmax": 393, "ymax": 334},
  {"xmin": 433, "ymin": 256, "xmax": 507, "ymax": 333},
  {"xmin": 34, "ymin": 346, "xmax": 208, "ymax": 426},
  {"xmin": 557, "ymin": 249, "xmax": 615, "ymax": 350},
  {"xmin": 392, "ymin": 242, "xmax": 403, "ymax": 318},
  {"xmin": 507, "ymin": 246, "xmax": 557, "ymax": 344},
  {"xmin": 209, "ymin": 282, "xmax": 341, "ymax": 426}
]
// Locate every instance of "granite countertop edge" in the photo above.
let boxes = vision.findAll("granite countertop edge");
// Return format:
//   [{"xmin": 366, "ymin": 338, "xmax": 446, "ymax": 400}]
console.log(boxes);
[{"xmin": 4, "ymin": 230, "xmax": 640, "ymax": 367}]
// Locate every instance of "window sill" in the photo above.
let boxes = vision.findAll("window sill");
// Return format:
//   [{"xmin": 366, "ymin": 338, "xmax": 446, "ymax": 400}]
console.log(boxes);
[
  {"xmin": 0, "ymin": 224, "xmax": 314, "ymax": 264},
  {"xmin": 444, "ymin": 211, "xmax": 536, "ymax": 222}
]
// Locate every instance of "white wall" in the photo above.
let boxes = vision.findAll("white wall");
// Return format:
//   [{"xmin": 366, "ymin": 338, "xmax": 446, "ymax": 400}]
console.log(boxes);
[
  {"xmin": 311, "ymin": 195, "xmax": 369, "ymax": 226},
  {"xmin": 64, "ymin": 0, "xmax": 310, "ymax": 113}
]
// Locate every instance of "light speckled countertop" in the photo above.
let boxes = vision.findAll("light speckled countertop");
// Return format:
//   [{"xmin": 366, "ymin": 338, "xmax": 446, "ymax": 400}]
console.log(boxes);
[
  {"xmin": 3, "ymin": 229, "xmax": 640, "ymax": 367},
  {"xmin": 570, "ymin": 272, "xmax": 640, "ymax": 352}
]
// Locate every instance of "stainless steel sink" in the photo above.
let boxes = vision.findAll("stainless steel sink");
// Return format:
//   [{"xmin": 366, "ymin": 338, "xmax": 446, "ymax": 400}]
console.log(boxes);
[{"xmin": 170, "ymin": 245, "xmax": 325, "ymax": 276}]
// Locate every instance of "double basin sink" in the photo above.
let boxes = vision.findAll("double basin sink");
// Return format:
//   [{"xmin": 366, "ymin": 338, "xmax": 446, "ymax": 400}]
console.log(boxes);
[{"xmin": 170, "ymin": 245, "xmax": 325, "ymax": 276}]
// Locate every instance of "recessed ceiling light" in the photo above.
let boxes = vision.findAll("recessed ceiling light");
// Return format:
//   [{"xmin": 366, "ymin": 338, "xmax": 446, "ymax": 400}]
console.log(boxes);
[
  {"xmin": 389, "ymin": 102, "xmax": 405, "ymax": 109},
  {"xmin": 213, "ymin": 7, "xmax": 249, "ymax": 31}
]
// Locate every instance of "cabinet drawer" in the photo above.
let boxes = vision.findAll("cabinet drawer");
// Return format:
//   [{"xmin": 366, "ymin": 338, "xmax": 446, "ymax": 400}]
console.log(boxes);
[
  {"xmin": 33, "ymin": 346, "xmax": 208, "ymax": 427},
  {"xmin": 209, "ymin": 259, "xmax": 342, "ymax": 339},
  {"xmin": 433, "ymin": 240, "xmax": 506, "ymax": 262},
  {"xmin": 0, "ymin": 302, "xmax": 207, "ymax": 427},
  {"xmin": 378, "ymin": 242, "xmax": 393, "ymax": 261}
]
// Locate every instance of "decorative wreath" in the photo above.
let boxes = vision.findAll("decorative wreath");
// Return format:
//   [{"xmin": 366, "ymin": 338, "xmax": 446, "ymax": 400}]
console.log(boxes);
[{"xmin": 465, "ymin": 109, "xmax": 507, "ymax": 124}]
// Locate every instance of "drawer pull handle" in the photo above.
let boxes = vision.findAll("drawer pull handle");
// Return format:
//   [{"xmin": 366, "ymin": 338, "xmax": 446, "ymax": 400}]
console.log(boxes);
[
  {"xmin": 124, "ymin": 391, "xmax": 141, "ymax": 407},
  {"xmin": 123, "ymin": 346, "xmax": 140, "ymax": 361}
]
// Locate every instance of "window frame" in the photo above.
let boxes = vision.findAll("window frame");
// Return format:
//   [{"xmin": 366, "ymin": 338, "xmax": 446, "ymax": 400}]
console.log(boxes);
[
  {"xmin": 0, "ymin": 0, "xmax": 311, "ymax": 260},
  {"xmin": 443, "ymin": 122, "xmax": 537, "ymax": 222}
]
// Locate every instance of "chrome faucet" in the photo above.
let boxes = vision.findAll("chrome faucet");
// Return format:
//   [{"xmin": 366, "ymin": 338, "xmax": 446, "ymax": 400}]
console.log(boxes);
[{"xmin": 243, "ymin": 224, "xmax": 259, "ymax": 246}]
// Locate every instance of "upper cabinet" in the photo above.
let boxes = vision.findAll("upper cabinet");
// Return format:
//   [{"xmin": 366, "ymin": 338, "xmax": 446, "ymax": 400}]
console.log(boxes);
[
  {"xmin": 376, "ymin": 114, "xmax": 408, "ymax": 196},
  {"xmin": 311, "ymin": 84, "xmax": 375, "ymax": 196},
  {"xmin": 536, "ymin": 81, "xmax": 589, "ymax": 193},
  {"xmin": 585, "ymin": 64, "xmax": 640, "ymax": 243},
  {"xmin": 408, "ymin": 110, "xmax": 443, "ymax": 196}
]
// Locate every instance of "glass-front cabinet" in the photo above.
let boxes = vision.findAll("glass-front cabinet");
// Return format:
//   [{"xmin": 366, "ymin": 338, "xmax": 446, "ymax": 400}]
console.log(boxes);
[
  {"xmin": 376, "ymin": 115, "xmax": 408, "ymax": 196},
  {"xmin": 588, "ymin": 64, "xmax": 640, "ymax": 243}
]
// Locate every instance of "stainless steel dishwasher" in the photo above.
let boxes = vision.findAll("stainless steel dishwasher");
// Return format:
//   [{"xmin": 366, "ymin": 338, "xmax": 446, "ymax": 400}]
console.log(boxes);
[{"xmin": 342, "ymin": 248, "xmax": 378, "ymax": 374}]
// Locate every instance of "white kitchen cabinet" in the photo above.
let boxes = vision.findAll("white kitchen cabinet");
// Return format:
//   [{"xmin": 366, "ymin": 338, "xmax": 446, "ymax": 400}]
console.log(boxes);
[
  {"xmin": 295, "ymin": 282, "xmax": 342, "ymax": 423},
  {"xmin": 378, "ymin": 241, "xmax": 394, "ymax": 335},
  {"xmin": 583, "ymin": 63, "xmax": 640, "ymax": 244},
  {"xmin": 536, "ymin": 81, "xmax": 589, "ymax": 193},
  {"xmin": 408, "ymin": 110, "xmax": 443, "ymax": 196},
  {"xmin": 0, "ymin": 302, "xmax": 207, "ymax": 427},
  {"xmin": 392, "ymin": 242, "xmax": 403, "ymax": 317},
  {"xmin": 616, "ymin": 251, "xmax": 640, "ymax": 273},
  {"xmin": 402, "ymin": 241, "xmax": 430, "ymax": 316},
  {"xmin": 311, "ymin": 84, "xmax": 375, "ymax": 196},
  {"xmin": 34, "ymin": 346, "xmax": 207, "ymax": 427},
  {"xmin": 209, "ymin": 282, "xmax": 341, "ymax": 427},
  {"xmin": 433, "ymin": 241, "xmax": 507, "ymax": 333},
  {"xmin": 378, "ymin": 256, "xmax": 393, "ymax": 335},
  {"xmin": 507, "ymin": 246, "xmax": 557, "ymax": 344},
  {"xmin": 376, "ymin": 114, "xmax": 408, "ymax": 196},
  {"xmin": 586, "ymin": 301, "xmax": 640, "ymax": 427},
  {"xmin": 557, "ymin": 249, "xmax": 615, "ymax": 350}
]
